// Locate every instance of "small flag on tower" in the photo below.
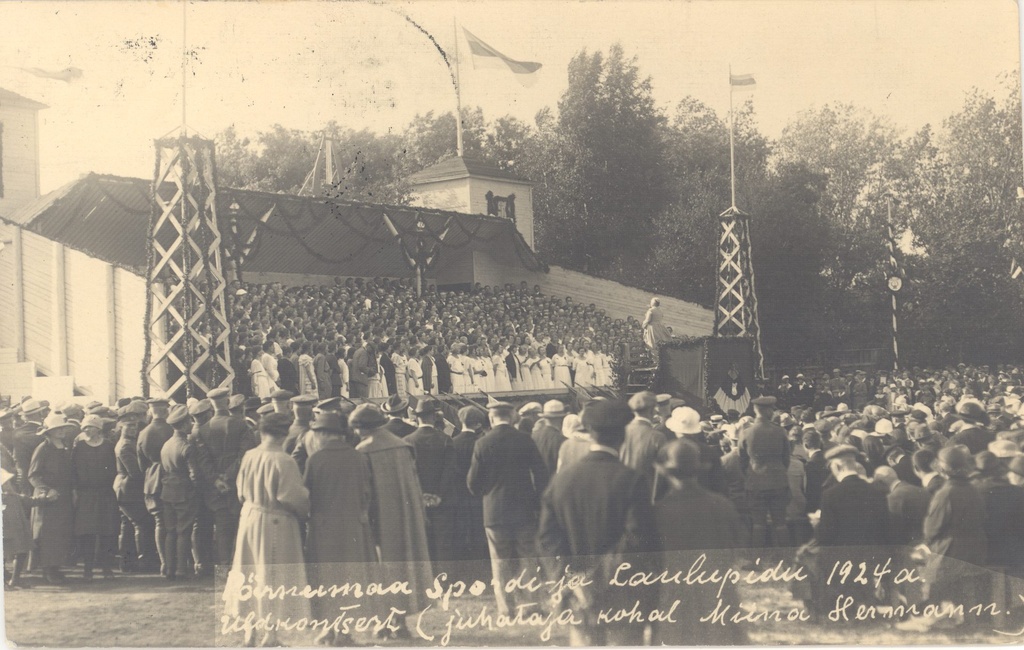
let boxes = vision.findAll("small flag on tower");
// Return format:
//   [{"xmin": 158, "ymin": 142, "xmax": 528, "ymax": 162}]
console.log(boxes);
[
  {"xmin": 730, "ymin": 73, "xmax": 756, "ymax": 87},
  {"xmin": 463, "ymin": 28, "xmax": 542, "ymax": 87}
]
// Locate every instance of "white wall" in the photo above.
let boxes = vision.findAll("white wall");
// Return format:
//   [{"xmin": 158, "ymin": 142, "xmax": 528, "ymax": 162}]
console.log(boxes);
[
  {"xmin": 21, "ymin": 230, "xmax": 53, "ymax": 374},
  {"xmin": 65, "ymin": 247, "xmax": 112, "ymax": 399},
  {"xmin": 114, "ymin": 268, "xmax": 145, "ymax": 398},
  {"xmin": 408, "ymin": 178, "xmax": 471, "ymax": 214},
  {"xmin": 466, "ymin": 177, "xmax": 534, "ymax": 249}
]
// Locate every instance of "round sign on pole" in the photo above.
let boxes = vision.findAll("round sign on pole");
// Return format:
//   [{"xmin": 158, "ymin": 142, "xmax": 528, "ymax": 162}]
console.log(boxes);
[{"xmin": 888, "ymin": 276, "xmax": 903, "ymax": 292}]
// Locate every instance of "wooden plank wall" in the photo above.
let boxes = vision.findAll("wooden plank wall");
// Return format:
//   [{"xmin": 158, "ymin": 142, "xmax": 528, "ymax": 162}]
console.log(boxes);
[
  {"xmin": 114, "ymin": 268, "xmax": 145, "ymax": 398},
  {"xmin": 65, "ymin": 247, "xmax": 112, "ymax": 399},
  {"xmin": 20, "ymin": 230, "xmax": 53, "ymax": 374}
]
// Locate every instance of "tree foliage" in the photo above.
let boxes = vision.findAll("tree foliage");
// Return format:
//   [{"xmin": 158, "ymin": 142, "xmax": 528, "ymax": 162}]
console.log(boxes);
[{"xmin": 211, "ymin": 48, "xmax": 1024, "ymax": 367}]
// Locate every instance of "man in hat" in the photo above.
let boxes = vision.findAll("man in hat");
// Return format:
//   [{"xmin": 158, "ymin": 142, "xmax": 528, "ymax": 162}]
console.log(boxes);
[
  {"xmin": 830, "ymin": 370, "xmax": 850, "ymax": 409},
  {"xmin": 132, "ymin": 397, "xmax": 172, "ymax": 573},
  {"xmin": 159, "ymin": 404, "xmax": 202, "ymax": 581},
  {"xmin": 810, "ymin": 444, "xmax": 892, "ymax": 616},
  {"xmin": 405, "ymin": 398, "xmax": 457, "ymax": 571},
  {"xmin": 918, "ymin": 446, "xmax": 987, "ymax": 611},
  {"xmin": 650, "ymin": 438, "xmax": 747, "ymax": 646},
  {"xmin": 912, "ymin": 448, "xmax": 945, "ymax": 495},
  {"xmin": 270, "ymin": 389, "xmax": 295, "ymax": 416},
  {"xmin": 741, "ymin": 396, "xmax": 792, "ymax": 552},
  {"xmin": 350, "ymin": 403, "xmax": 432, "ymax": 638},
  {"xmin": 382, "ymin": 394, "xmax": 415, "ymax": 438},
  {"xmin": 851, "ymin": 372, "xmax": 870, "ymax": 411},
  {"xmin": 537, "ymin": 399, "xmax": 654, "ymax": 646},
  {"xmin": 285, "ymin": 394, "xmax": 318, "ymax": 473},
  {"xmin": 532, "ymin": 400, "xmax": 567, "ymax": 476},
  {"xmin": 452, "ymin": 406, "xmax": 490, "ymax": 568},
  {"xmin": 517, "ymin": 402, "xmax": 542, "ymax": 436},
  {"xmin": 186, "ymin": 398, "xmax": 217, "ymax": 576},
  {"xmin": 949, "ymin": 401, "xmax": 994, "ymax": 455},
  {"xmin": 621, "ymin": 391, "xmax": 667, "ymax": 479},
  {"xmin": 196, "ymin": 388, "xmax": 256, "ymax": 567},
  {"xmin": 653, "ymin": 393, "xmax": 675, "ymax": 439},
  {"xmin": 664, "ymin": 406, "xmax": 725, "ymax": 494},
  {"xmin": 302, "ymin": 411, "xmax": 376, "ymax": 647},
  {"xmin": 113, "ymin": 399, "xmax": 155, "ymax": 573},
  {"xmin": 468, "ymin": 400, "xmax": 549, "ymax": 617}
]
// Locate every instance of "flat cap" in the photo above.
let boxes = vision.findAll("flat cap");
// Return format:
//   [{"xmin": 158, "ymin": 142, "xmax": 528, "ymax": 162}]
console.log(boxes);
[
  {"xmin": 270, "ymin": 389, "xmax": 295, "ymax": 401},
  {"xmin": 120, "ymin": 400, "xmax": 149, "ymax": 418},
  {"xmin": 314, "ymin": 397, "xmax": 342, "ymax": 413},
  {"xmin": 518, "ymin": 402, "xmax": 543, "ymax": 416},
  {"xmin": 244, "ymin": 397, "xmax": 263, "ymax": 410},
  {"xmin": 582, "ymin": 399, "xmax": 633, "ymax": 438},
  {"xmin": 167, "ymin": 404, "xmax": 190, "ymax": 426},
  {"xmin": 349, "ymin": 403, "xmax": 386, "ymax": 428},
  {"xmin": 655, "ymin": 393, "xmax": 673, "ymax": 405},
  {"xmin": 414, "ymin": 398, "xmax": 442, "ymax": 415},
  {"xmin": 824, "ymin": 444, "xmax": 859, "ymax": 461},
  {"xmin": 188, "ymin": 399, "xmax": 212, "ymax": 417},
  {"xmin": 207, "ymin": 387, "xmax": 230, "ymax": 401},
  {"xmin": 146, "ymin": 398, "xmax": 169, "ymax": 407},
  {"xmin": 627, "ymin": 391, "xmax": 656, "ymax": 412},
  {"xmin": 228, "ymin": 394, "xmax": 246, "ymax": 410},
  {"xmin": 752, "ymin": 395, "xmax": 777, "ymax": 407},
  {"xmin": 256, "ymin": 403, "xmax": 275, "ymax": 415},
  {"xmin": 290, "ymin": 394, "xmax": 318, "ymax": 406}
]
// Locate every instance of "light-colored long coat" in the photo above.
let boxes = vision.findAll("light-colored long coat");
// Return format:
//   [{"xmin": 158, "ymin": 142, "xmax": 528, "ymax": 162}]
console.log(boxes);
[{"xmin": 223, "ymin": 442, "xmax": 310, "ymax": 625}]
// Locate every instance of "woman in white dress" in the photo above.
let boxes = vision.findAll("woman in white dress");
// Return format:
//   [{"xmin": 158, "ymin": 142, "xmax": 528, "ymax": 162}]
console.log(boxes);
[
  {"xmin": 492, "ymin": 344, "xmax": 513, "ymax": 393},
  {"xmin": 537, "ymin": 351, "xmax": 553, "ymax": 390},
  {"xmin": 391, "ymin": 342, "xmax": 409, "ymax": 401},
  {"xmin": 367, "ymin": 346, "xmax": 387, "ymax": 399},
  {"xmin": 527, "ymin": 347, "xmax": 544, "ymax": 391},
  {"xmin": 259, "ymin": 341, "xmax": 280, "ymax": 388},
  {"xmin": 473, "ymin": 345, "xmax": 493, "ymax": 394},
  {"xmin": 574, "ymin": 346, "xmax": 593, "ymax": 388},
  {"xmin": 298, "ymin": 341, "xmax": 318, "ymax": 397},
  {"xmin": 448, "ymin": 344, "xmax": 468, "ymax": 394},
  {"xmin": 249, "ymin": 346, "xmax": 277, "ymax": 399},
  {"xmin": 406, "ymin": 346, "xmax": 424, "ymax": 397},
  {"xmin": 516, "ymin": 345, "xmax": 535, "ymax": 391},
  {"xmin": 552, "ymin": 345, "xmax": 572, "ymax": 388}
]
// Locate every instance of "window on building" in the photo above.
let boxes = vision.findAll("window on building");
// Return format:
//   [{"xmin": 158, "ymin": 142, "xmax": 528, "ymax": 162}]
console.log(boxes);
[{"xmin": 485, "ymin": 191, "xmax": 516, "ymax": 221}]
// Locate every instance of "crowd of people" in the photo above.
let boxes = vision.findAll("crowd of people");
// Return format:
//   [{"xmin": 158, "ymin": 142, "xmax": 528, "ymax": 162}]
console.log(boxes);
[
  {"xmin": 2, "ymin": 359, "xmax": 1023, "ymax": 645},
  {"xmin": 228, "ymin": 278, "xmax": 648, "ymax": 401}
]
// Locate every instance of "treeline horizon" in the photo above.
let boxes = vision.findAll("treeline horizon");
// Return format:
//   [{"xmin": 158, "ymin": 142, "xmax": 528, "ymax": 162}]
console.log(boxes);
[{"xmin": 215, "ymin": 44, "xmax": 1024, "ymax": 368}]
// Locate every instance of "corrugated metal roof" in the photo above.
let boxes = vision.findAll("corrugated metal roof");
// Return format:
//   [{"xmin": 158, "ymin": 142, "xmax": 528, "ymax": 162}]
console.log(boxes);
[
  {"xmin": 0, "ymin": 173, "xmax": 547, "ymax": 279},
  {"xmin": 0, "ymin": 88, "xmax": 48, "ymax": 110},
  {"xmin": 407, "ymin": 155, "xmax": 533, "ymax": 185}
]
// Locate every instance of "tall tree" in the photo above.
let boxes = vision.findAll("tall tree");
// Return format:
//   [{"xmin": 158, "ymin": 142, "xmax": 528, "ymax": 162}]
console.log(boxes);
[{"xmin": 528, "ymin": 44, "xmax": 668, "ymax": 279}]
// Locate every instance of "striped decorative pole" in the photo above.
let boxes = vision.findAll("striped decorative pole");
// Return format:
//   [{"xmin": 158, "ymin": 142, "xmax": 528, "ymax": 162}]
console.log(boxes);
[{"xmin": 885, "ymin": 197, "xmax": 902, "ymax": 372}]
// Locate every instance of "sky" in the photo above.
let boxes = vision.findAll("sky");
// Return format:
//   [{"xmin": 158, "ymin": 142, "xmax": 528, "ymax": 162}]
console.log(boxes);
[{"xmin": 0, "ymin": 0, "xmax": 1020, "ymax": 194}]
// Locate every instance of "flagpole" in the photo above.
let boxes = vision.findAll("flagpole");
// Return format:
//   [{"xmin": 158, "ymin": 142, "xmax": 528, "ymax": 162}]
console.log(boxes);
[
  {"xmin": 181, "ymin": 0, "xmax": 188, "ymax": 134},
  {"xmin": 888, "ymin": 196, "xmax": 899, "ymax": 373},
  {"xmin": 454, "ymin": 17, "xmax": 464, "ymax": 157},
  {"xmin": 728, "ymin": 65, "xmax": 737, "ymax": 209}
]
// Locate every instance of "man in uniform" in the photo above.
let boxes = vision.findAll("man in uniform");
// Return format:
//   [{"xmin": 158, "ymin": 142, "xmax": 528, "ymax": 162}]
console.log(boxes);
[
  {"xmin": 740, "ymin": 395, "xmax": 791, "ymax": 553},
  {"xmin": 532, "ymin": 400, "xmax": 567, "ymax": 476},
  {"xmin": 113, "ymin": 400, "xmax": 154, "ymax": 572},
  {"xmin": 452, "ymin": 406, "xmax": 489, "ymax": 570},
  {"xmin": 270, "ymin": 389, "xmax": 295, "ymax": 416},
  {"xmin": 186, "ymin": 398, "xmax": 216, "ymax": 575},
  {"xmin": 468, "ymin": 400, "xmax": 549, "ymax": 617},
  {"xmin": 137, "ymin": 398, "xmax": 173, "ymax": 573},
  {"xmin": 405, "ymin": 399, "xmax": 457, "ymax": 572},
  {"xmin": 285, "ymin": 394, "xmax": 317, "ymax": 471},
  {"xmin": 196, "ymin": 388, "xmax": 255, "ymax": 569},
  {"xmin": 620, "ymin": 391, "xmax": 667, "ymax": 479}
]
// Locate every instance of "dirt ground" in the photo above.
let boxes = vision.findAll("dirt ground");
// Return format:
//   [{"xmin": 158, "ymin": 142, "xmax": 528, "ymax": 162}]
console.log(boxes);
[{"xmin": 4, "ymin": 565, "xmax": 1021, "ymax": 647}]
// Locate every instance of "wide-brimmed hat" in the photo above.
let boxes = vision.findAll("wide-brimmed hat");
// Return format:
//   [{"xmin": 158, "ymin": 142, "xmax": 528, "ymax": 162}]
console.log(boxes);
[
  {"xmin": 518, "ymin": 402, "xmax": 543, "ymax": 416},
  {"xmin": 665, "ymin": 407, "xmax": 702, "ymax": 436},
  {"xmin": 41, "ymin": 413, "xmax": 76, "ymax": 438},
  {"xmin": 413, "ymin": 398, "xmax": 442, "ymax": 416},
  {"xmin": 542, "ymin": 400, "xmax": 567, "ymax": 418},
  {"xmin": 988, "ymin": 439, "xmax": 1020, "ymax": 459},
  {"xmin": 957, "ymin": 400, "xmax": 990, "ymax": 426},
  {"xmin": 382, "ymin": 394, "xmax": 409, "ymax": 415}
]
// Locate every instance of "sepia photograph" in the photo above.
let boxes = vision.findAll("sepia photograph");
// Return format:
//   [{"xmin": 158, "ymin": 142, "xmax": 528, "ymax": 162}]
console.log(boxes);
[{"xmin": 1, "ymin": 0, "xmax": 1023, "ymax": 646}]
